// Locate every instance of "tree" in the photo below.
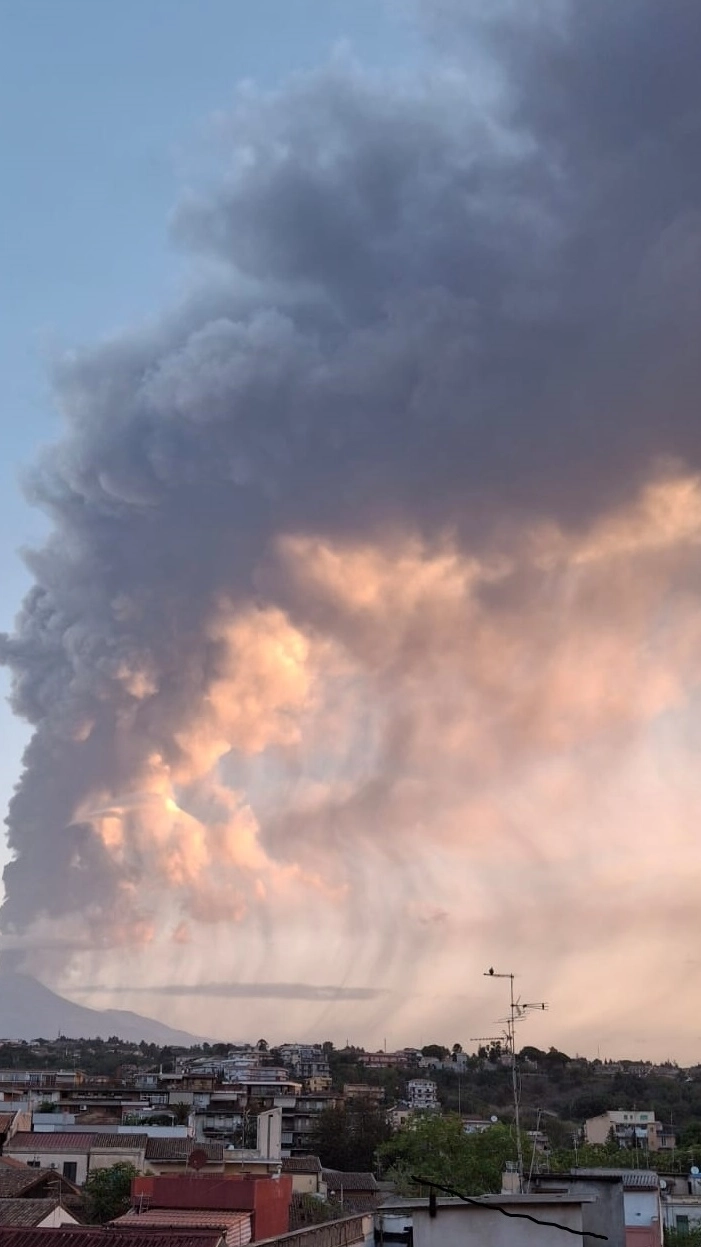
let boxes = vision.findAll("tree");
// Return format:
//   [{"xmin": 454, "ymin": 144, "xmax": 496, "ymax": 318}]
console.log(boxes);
[
  {"xmin": 84, "ymin": 1163, "xmax": 137, "ymax": 1223},
  {"xmin": 171, "ymin": 1102, "xmax": 191, "ymax": 1125},
  {"xmin": 380, "ymin": 1115, "xmax": 524, "ymax": 1195},
  {"xmin": 421, "ymin": 1045, "xmax": 449, "ymax": 1061},
  {"xmin": 313, "ymin": 1101, "xmax": 391, "ymax": 1171},
  {"xmin": 256, "ymin": 1038, "xmax": 269, "ymax": 1052}
]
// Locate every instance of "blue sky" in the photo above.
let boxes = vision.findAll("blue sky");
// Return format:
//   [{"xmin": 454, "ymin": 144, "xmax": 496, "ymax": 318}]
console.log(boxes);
[{"xmin": 0, "ymin": 0, "xmax": 420, "ymax": 883}]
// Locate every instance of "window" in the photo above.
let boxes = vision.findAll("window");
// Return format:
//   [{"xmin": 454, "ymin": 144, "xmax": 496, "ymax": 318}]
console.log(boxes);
[
  {"xmin": 62, "ymin": 1162, "xmax": 78, "ymax": 1182},
  {"xmin": 676, "ymin": 1216, "xmax": 689, "ymax": 1232},
  {"xmin": 26, "ymin": 1161, "xmax": 41, "ymax": 1169}
]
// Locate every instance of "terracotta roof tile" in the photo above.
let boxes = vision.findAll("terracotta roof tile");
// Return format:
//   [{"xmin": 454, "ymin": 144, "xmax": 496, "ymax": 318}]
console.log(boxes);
[
  {"xmin": 0, "ymin": 1228, "xmax": 225, "ymax": 1247},
  {"xmin": 0, "ymin": 1201, "xmax": 64, "ymax": 1228},
  {"xmin": 0, "ymin": 1173, "xmax": 52, "ymax": 1200},
  {"xmin": 322, "ymin": 1170, "xmax": 378, "ymax": 1192},
  {"xmin": 144, "ymin": 1141, "xmax": 222, "ymax": 1164},
  {"xmin": 7, "ymin": 1136, "xmax": 147, "ymax": 1154},
  {"xmin": 115, "ymin": 1212, "xmax": 247, "ymax": 1231},
  {"xmin": 281, "ymin": 1157, "xmax": 321, "ymax": 1175}
]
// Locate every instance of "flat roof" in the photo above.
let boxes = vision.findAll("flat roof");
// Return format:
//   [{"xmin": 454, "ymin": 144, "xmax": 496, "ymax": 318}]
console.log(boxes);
[{"xmin": 380, "ymin": 1194, "xmax": 594, "ymax": 1210}]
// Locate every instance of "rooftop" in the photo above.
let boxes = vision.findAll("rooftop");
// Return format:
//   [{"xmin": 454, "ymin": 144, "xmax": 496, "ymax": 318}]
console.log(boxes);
[
  {"xmin": 570, "ymin": 1168, "xmax": 660, "ymax": 1190},
  {"xmin": 144, "ymin": 1140, "xmax": 223, "ymax": 1164},
  {"xmin": 321, "ymin": 1170, "xmax": 378, "ymax": 1192},
  {"xmin": 0, "ymin": 1231, "xmax": 225, "ymax": 1247},
  {"xmin": 7, "ymin": 1136, "xmax": 148, "ymax": 1154},
  {"xmin": 281, "ymin": 1158, "xmax": 322, "ymax": 1175},
  {"xmin": 0, "ymin": 1172, "xmax": 58, "ymax": 1201},
  {"xmin": 115, "ymin": 1211, "xmax": 249, "ymax": 1235},
  {"xmin": 0, "ymin": 1202, "xmax": 65, "ymax": 1229}
]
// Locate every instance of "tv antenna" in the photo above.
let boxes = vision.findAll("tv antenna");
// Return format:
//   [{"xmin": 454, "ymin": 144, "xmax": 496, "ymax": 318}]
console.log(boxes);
[{"xmin": 482, "ymin": 969, "xmax": 548, "ymax": 1192}]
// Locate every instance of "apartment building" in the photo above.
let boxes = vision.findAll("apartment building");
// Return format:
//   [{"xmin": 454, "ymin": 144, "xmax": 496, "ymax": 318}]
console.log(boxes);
[
  {"xmin": 585, "ymin": 1110, "xmax": 673, "ymax": 1152},
  {"xmin": 407, "ymin": 1079, "xmax": 439, "ymax": 1111}
]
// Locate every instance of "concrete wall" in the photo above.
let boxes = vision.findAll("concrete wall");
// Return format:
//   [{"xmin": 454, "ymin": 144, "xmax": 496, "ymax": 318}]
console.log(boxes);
[
  {"xmin": 288, "ymin": 1174, "xmax": 319, "ymax": 1195},
  {"xmin": 410, "ymin": 1202, "xmax": 585, "ymax": 1247},
  {"xmin": 534, "ymin": 1175, "xmax": 626, "ymax": 1247},
  {"xmin": 255, "ymin": 1215, "xmax": 372, "ymax": 1247},
  {"xmin": 89, "ymin": 1146, "xmax": 145, "ymax": 1174},
  {"xmin": 584, "ymin": 1115, "xmax": 610, "ymax": 1146}
]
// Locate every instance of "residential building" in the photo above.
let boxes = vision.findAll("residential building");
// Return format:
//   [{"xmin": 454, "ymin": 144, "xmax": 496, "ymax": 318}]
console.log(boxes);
[
  {"xmin": 461, "ymin": 1116, "xmax": 494, "ymax": 1135},
  {"xmin": 660, "ymin": 1170, "xmax": 701, "ymax": 1236},
  {"xmin": 321, "ymin": 1170, "xmax": 380, "ymax": 1215},
  {"xmin": 531, "ymin": 1171, "xmax": 627, "ymax": 1247},
  {"xmin": 303, "ymin": 1077, "xmax": 332, "ymax": 1094},
  {"xmin": 387, "ymin": 1107, "xmax": 412, "ymax": 1131},
  {"xmin": 4, "ymin": 1132, "xmax": 148, "ymax": 1185},
  {"xmin": 406, "ymin": 1080, "xmax": 438, "ymax": 1111},
  {"xmin": 342, "ymin": 1086, "xmax": 384, "ymax": 1108},
  {"xmin": 537, "ymin": 1169, "xmax": 662, "ymax": 1247},
  {"xmin": 280, "ymin": 1156, "xmax": 323, "ymax": 1196},
  {"xmin": 358, "ymin": 1052, "xmax": 408, "ymax": 1070},
  {"xmin": 129, "ymin": 1172, "xmax": 293, "ymax": 1242},
  {"xmin": 584, "ymin": 1110, "xmax": 672, "ymax": 1151},
  {"xmin": 277, "ymin": 1047, "xmax": 330, "ymax": 1082}
]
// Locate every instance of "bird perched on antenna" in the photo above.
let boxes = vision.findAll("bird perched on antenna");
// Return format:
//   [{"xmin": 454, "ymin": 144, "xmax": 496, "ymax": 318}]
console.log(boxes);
[{"xmin": 488, "ymin": 967, "xmax": 494, "ymax": 975}]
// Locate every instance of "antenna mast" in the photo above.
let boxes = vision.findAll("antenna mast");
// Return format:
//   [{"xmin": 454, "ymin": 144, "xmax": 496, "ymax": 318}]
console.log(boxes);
[{"xmin": 483, "ymin": 968, "xmax": 548, "ymax": 1192}]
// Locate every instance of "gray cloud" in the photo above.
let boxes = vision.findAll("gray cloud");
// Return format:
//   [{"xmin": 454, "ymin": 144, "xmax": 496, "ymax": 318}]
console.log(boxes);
[
  {"xmin": 76, "ymin": 982, "xmax": 387, "ymax": 1002},
  {"xmin": 3, "ymin": 0, "xmax": 701, "ymax": 1005}
]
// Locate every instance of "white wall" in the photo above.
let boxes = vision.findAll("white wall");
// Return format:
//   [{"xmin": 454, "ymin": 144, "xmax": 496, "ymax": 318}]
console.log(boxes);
[
  {"xmin": 624, "ymin": 1190, "xmax": 662, "ymax": 1229},
  {"xmin": 38, "ymin": 1208, "xmax": 80, "ymax": 1228},
  {"xmin": 7, "ymin": 1151, "xmax": 90, "ymax": 1185}
]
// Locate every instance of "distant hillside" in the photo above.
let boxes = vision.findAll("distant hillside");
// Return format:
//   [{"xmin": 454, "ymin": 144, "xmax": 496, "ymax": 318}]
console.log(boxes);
[{"xmin": 0, "ymin": 971, "xmax": 203, "ymax": 1045}]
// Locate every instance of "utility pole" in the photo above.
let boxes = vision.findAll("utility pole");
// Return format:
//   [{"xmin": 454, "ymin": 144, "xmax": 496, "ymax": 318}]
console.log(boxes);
[{"xmin": 482, "ymin": 969, "xmax": 548, "ymax": 1193}]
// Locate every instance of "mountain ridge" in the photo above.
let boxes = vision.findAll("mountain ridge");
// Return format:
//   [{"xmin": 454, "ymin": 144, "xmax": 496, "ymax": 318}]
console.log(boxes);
[{"xmin": 0, "ymin": 971, "xmax": 204, "ymax": 1045}]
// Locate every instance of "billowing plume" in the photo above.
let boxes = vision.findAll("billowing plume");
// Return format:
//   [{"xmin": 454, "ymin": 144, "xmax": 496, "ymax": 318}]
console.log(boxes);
[{"xmin": 4, "ymin": 0, "xmax": 701, "ymax": 1051}]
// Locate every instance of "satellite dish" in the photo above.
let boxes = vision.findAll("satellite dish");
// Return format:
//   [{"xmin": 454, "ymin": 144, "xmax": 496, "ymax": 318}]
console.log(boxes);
[
  {"xmin": 691, "ymin": 1166, "xmax": 699, "ymax": 1176},
  {"xmin": 187, "ymin": 1149, "xmax": 209, "ymax": 1171},
  {"xmin": 490, "ymin": 1115, "xmax": 498, "ymax": 1123}
]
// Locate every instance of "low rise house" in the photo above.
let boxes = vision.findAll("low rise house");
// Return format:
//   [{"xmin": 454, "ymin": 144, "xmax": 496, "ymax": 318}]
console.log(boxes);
[
  {"xmin": 660, "ymin": 1170, "xmax": 701, "ymax": 1236},
  {"xmin": 461, "ymin": 1116, "xmax": 494, "ymax": 1135},
  {"xmin": 387, "ymin": 1107, "xmax": 412, "ymax": 1131},
  {"xmin": 280, "ymin": 1157, "xmax": 323, "ymax": 1196},
  {"xmin": 342, "ymin": 1086, "xmax": 384, "ymax": 1108},
  {"xmin": 4, "ymin": 1133, "xmax": 148, "ymax": 1185},
  {"xmin": 321, "ymin": 1170, "xmax": 380, "ymax": 1215}
]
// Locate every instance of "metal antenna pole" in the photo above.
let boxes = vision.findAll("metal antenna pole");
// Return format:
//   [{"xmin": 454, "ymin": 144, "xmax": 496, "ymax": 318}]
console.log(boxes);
[
  {"xmin": 483, "ymin": 969, "xmax": 548, "ymax": 1195},
  {"xmin": 509, "ymin": 974, "xmax": 524, "ymax": 1190}
]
